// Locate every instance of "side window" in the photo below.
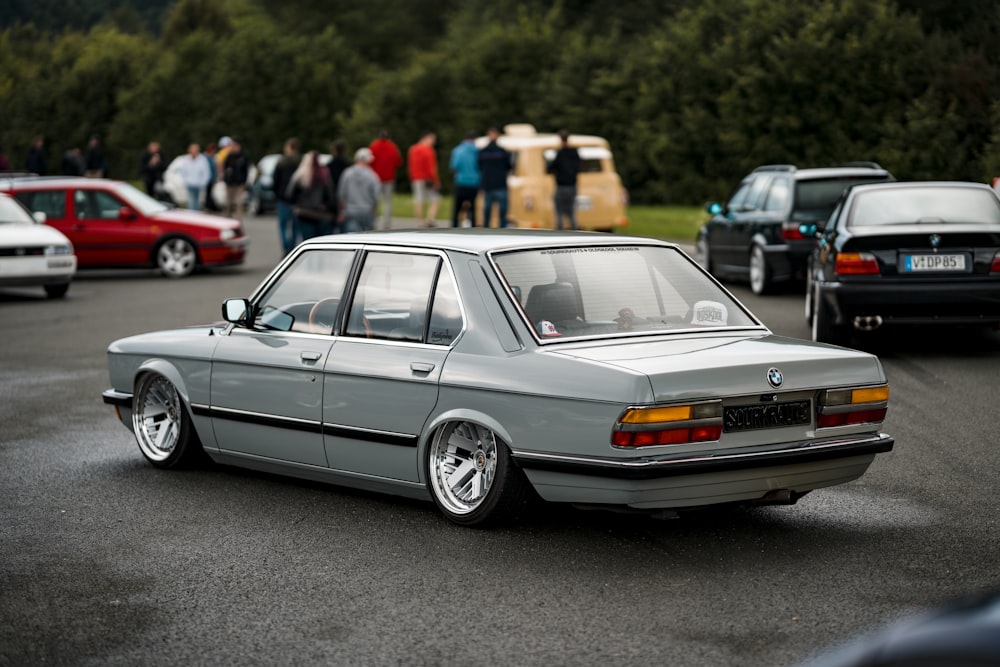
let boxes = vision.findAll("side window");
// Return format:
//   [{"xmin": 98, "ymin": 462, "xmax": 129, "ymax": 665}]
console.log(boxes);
[
  {"xmin": 74, "ymin": 190, "xmax": 122, "ymax": 220},
  {"xmin": 346, "ymin": 251, "xmax": 441, "ymax": 342},
  {"xmin": 16, "ymin": 190, "xmax": 66, "ymax": 219},
  {"xmin": 252, "ymin": 249, "xmax": 356, "ymax": 334},
  {"xmin": 763, "ymin": 178, "xmax": 790, "ymax": 212},
  {"xmin": 744, "ymin": 174, "xmax": 772, "ymax": 211},
  {"xmin": 726, "ymin": 179, "xmax": 754, "ymax": 211},
  {"xmin": 428, "ymin": 269, "xmax": 462, "ymax": 346}
]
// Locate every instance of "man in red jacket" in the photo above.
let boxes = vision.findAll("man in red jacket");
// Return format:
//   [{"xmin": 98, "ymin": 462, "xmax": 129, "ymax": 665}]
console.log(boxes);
[
  {"xmin": 368, "ymin": 129, "xmax": 403, "ymax": 230},
  {"xmin": 407, "ymin": 131, "xmax": 440, "ymax": 228}
]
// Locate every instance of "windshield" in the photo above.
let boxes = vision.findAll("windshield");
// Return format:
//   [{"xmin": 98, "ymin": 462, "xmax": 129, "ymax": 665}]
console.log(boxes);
[
  {"xmin": 0, "ymin": 195, "xmax": 36, "ymax": 225},
  {"xmin": 491, "ymin": 244, "xmax": 759, "ymax": 342},
  {"xmin": 112, "ymin": 182, "xmax": 171, "ymax": 215},
  {"xmin": 849, "ymin": 187, "xmax": 1000, "ymax": 227}
]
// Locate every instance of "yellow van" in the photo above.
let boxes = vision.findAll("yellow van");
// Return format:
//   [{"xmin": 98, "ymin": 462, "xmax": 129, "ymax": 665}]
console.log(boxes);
[{"xmin": 478, "ymin": 124, "xmax": 628, "ymax": 231}]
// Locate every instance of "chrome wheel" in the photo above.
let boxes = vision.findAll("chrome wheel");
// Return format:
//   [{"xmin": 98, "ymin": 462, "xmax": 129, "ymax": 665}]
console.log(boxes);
[
  {"xmin": 749, "ymin": 245, "xmax": 770, "ymax": 295},
  {"xmin": 429, "ymin": 422, "xmax": 498, "ymax": 516},
  {"xmin": 157, "ymin": 238, "xmax": 197, "ymax": 278},
  {"xmin": 131, "ymin": 374, "xmax": 201, "ymax": 468}
]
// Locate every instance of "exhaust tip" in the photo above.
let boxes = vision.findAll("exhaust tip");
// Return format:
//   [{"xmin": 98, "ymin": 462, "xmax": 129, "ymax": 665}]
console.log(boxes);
[{"xmin": 853, "ymin": 315, "xmax": 883, "ymax": 331}]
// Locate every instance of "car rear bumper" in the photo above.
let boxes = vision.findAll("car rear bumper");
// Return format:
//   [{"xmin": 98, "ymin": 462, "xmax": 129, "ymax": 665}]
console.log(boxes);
[
  {"xmin": 513, "ymin": 432, "xmax": 893, "ymax": 509},
  {"xmin": 818, "ymin": 279, "xmax": 1000, "ymax": 325}
]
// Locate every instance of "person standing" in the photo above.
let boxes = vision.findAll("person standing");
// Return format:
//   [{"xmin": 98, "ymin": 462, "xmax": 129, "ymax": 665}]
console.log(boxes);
[
  {"xmin": 140, "ymin": 141, "xmax": 167, "ymax": 196},
  {"xmin": 61, "ymin": 147, "xmax": 84, "ymax": 176},
  {"xmin": 407, "ymin": 131, "xmax": 440, "ymax": 227},
  {"xmin": 84, "ymin": 135, "xmax": 107, "ymax": 178},
  {"xmin": 478, "ymin": 126, "xmax": 513, "ymax": 228},
  {"xmin": 449, "ymin": 131, "xmax": 481, "ymax": 228},
  {"xmin": 273, "ymin": 138, "xmax": 303, "ymax": 254},
  {"xmin": 288, "ymin": 150, "xmax": 336, "ymax": 240},
  {"xmin": 337, "ymin": 148, "xmax": 380, "ymax": 233},
  {"xmin": 202, "ymin": 141, "xmax": 220, "ymax": 212},
  {"xmin": 368, "ymin": 129, "xmax": 403, "ymax": 230},
  {"xmin": 178, "ymin": 143, "xmax": 211, "ymax": 211},
  {"xmin": 25, "ymin": 136, "xmax": 46, "ymax": 175},
  {"xmin": 222, "ymin": 137, "xmax": 250, "ymax": 220},
  {"xmin": 547, "ymin": 129, "xmax": 581, "ymax": 230}
]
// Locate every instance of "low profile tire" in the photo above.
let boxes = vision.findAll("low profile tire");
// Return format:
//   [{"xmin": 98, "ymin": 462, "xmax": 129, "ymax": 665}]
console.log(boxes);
[
  {"xmin": 749, "ymin": 245, "xmax": 771, "ymax": 295},
  {"xmin": 131, "ymin": 373, "xmax": 203, "ymax": 469},
  {"xmin": 44, "ymin": 283, "xmax": 69, "ymax": 299},
  {"xmin": 811, "ymin": 285, "xmax": 847, "ymax": 346},
  {"xmin": 427, "ymin": 421, "xmax": 532, "ymax": 527},
  {"xmin": 804, "ymin": 267, "xmax": 815, "ymax": 325},
  {"xmin": 694, "ymin": 234, "xmax": 712, "ymax": 273},
  {"xmin": 156, "ymin": 237, "xmax": 198, "ymax": 278}
]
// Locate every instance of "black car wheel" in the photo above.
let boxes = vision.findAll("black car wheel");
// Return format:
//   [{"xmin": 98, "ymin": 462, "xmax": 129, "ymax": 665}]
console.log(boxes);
[
  {"xmin": 131, "ymin": 373, "xmax": 203, "ymax": 469},
  {"xmin": 426, "ymin": 421, "xmax": 532, "ymax": 526},
  {"xmin": 44, "ymin": 283, "xmax": 70, "ymax": 299},
  {"xmin": 749, "ymin": 245, "xmax": 772, "ymax": 295}
]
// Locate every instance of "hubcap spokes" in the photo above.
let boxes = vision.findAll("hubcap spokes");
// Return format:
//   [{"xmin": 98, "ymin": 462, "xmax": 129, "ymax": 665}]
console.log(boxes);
[{"xmin": 433, "ymin": 423, "xmax": 497, "ymax": 513}]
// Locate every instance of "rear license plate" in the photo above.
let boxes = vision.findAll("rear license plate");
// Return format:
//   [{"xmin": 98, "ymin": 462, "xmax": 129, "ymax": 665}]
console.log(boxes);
[
  {"xmin": 902, "ymin": 254, "xmax": 966, "ymax": 272},
  {"xmin": 724, "ymin": 400, "xmax": 811, "ymax": 433}
]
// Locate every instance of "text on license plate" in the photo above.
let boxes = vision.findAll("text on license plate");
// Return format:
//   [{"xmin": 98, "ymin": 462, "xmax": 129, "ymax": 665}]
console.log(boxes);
[
  {"xmin": 724, "ymin": 400, "xmax": 811, "ymax": 432},
  {"xmin": 902, "ymin": 254, "xmax": 966, "ymax": 271}
]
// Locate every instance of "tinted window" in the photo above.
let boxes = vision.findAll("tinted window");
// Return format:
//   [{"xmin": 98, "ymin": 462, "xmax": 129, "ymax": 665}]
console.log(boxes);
[
  {"xmin": 793, "ymin": 176, "xmax": 890, "ymax": 221},
  {"xmin": 75, "ymin": 190, "xmax": 123, "ymax": 220},
  {"xmin": 849, "ymin": 187, "xmax": 1000, "ymax": 227},
  {"xmin": 428, "ymin": 269, "xmax": 462, "ymax": 346},
  {"xmin": 493, "ymin": 245, "xmax": 758, "ymax": 341},
  {"xmin": 253, "ymin": 249, "xmax": 356, "ymax": 334},
  {"xmin": 15, "ymin": 190, "xmax": 65, "ymax": 219}
]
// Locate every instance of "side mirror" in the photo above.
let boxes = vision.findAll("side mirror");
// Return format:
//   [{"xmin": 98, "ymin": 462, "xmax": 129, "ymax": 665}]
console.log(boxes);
[
  {"xmin": 706, "ymin": 202, "xmax": 723, "ymax": 216},
  {"xmin": 32, "ymin": 211, "xmax": 47, "ymax": 224},
  {"xmin": 222, "ymin": 298, "xmax": 251, "ymax": 324},
  {"xmin": 118, "ymin": 206, "xmax": 136, "ymax": 220}
]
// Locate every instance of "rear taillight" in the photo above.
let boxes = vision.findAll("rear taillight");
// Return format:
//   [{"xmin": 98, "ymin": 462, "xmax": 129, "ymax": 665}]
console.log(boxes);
[
  {"xmin": 991, "ymin": 252, "xmax": 1000, "ymax": 274},
  {"xmin": 781, "ymin": 221, "xmax": 808, "ymax": 241},
  {"xmin": 612, "ymin": 401, "xmax": 723, "ymax": 448},
  {"xmin": 835, "ymin": 252, "xmax": 880, "ymax": 276},
  {"xmin": 817, "ymin": 385, "xmax": 889, "ymax": 428}
]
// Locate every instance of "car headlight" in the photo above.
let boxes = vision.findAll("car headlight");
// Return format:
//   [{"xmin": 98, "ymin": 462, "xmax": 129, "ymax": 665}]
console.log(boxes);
[
  {"xmin": 220, "ymin": 229, "xmax": 237, "ymax": 241},
  {"xmin": 44, "ymin": 244, "xmax": 73, "ymax": 256}
]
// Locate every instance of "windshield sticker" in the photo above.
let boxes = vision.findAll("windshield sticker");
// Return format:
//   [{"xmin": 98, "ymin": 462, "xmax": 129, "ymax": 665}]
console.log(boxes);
[
  {"xmin": 537, "ymin": 320, "xmax": 562, "ymax": 337},
  {"xmin": 539, "ymin": 247, "xmax": 640, "ymax": 255},
  {"xmin": 691, "ymin": 300, "xmax": 728, "ymax": 326}
]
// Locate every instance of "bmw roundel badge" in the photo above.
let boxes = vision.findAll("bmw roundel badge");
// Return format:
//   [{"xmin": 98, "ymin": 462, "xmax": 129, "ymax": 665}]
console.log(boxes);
[
  {"xmin": 929, "ymin": 234, "xmax": 941, "ymax": 248},
  {"xmin": 767, "ymin": 367, "xmax": 783, "ymax": 388}
]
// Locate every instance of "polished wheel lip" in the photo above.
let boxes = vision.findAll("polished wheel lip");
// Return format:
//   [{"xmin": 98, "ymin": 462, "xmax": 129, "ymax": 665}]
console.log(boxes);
[
  {"xmin": 158, "ymin": 238, "xmax": 197, "ymax": 277},
  {"xmin": 132, "ymin": 375, "xmax": 181, "ymax": 462},
  {"xmin": 749, "ymin": 246, "xmax": 766, "ymax": 294},
  {"xmin": 429, "ymin": 422, "xmax": 498, "ymax": 516}
]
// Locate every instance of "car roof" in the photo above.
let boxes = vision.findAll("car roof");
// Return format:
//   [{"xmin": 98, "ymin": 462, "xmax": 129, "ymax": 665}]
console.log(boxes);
[
  {"xmin": 0, "ymin": 175, "xmax": 120, "ymax": 189},
  {"xmin": 751, "ymin": 164, "xmax": 892, "ymax": 181},
  {"xmin": 845, "ymin": 180, "xmax": 993, "ymax": 193},
  {"xmin": 297, "ymin": 228, "xmax": 677, "ymax": 255}
]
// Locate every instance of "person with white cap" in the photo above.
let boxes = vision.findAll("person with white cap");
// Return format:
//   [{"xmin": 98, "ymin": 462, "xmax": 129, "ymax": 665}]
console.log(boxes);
[{"xmin": 337, "ymin": 147, "xmax": 380, "ymax": 233}]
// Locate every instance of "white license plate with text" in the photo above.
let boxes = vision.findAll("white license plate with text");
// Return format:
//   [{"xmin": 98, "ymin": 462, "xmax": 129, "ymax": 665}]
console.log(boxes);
[{"xmin": 902, "ymin": 254, "xmax": 966, "ymax": 272}]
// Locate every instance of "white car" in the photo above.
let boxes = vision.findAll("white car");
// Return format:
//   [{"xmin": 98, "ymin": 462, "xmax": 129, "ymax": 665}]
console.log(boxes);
[
  {"xmin": 0, "ymin": 193, "xmax": 76, "ymax": 298},
  {"xmin": 162, "ymin": 155, "xmax": 257, "ymax": 210}
]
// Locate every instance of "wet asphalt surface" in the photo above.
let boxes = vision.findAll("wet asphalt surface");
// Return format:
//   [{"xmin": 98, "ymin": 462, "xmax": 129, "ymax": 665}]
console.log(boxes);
[{"xmin": 1, "ymin": 215, "xmax": 998, "ymax": 666}]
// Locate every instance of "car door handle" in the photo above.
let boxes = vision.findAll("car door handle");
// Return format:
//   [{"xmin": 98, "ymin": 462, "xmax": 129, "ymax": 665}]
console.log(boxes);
[
  {"xmin": 410, "ymin": 362, "xmax": 435, "ymax": 374},
  {"xmin": 300, "ymin": 351, "xmax": 323, "ymax": 362}
]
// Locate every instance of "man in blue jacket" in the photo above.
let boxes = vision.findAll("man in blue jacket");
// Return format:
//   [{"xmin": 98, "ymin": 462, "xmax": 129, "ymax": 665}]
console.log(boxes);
[{"xmin": 449, "ymin": 131, "xmax": 480, "ymax": 227}]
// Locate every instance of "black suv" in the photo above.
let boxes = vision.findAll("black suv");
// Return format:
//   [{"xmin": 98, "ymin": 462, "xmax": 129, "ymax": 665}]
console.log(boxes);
[{"xmin": 696, "ymin": 163, "xmax": 894, "ymax": 294}]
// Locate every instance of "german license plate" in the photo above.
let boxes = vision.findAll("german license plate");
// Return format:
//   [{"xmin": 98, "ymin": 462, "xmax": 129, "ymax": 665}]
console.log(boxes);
[
  {"xmin": 902, "ymin": 254, "xmax": 966, "ymax": 272},
  {"xmin": 724, "ymin": 400, "xmax": 811, "ymax": 432}
]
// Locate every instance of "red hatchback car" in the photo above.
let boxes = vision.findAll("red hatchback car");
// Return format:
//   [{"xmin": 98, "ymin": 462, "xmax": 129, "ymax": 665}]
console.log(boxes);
[{"xmin": 0, "ymin": 177, "xmax": 248, "ymax": 278}]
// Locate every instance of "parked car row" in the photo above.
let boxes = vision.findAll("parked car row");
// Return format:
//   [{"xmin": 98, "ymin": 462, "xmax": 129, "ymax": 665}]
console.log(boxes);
[
  {"xmin": 0, "ymin": 175, "xmax": 248, "ymax": 282},
  {"xmin": 697, "ymin": 164, "xmax": 1000, "ymax": 344},
  {"xmin": 0, "ymin": 192, "xmax": 77, "ymax": 298}
]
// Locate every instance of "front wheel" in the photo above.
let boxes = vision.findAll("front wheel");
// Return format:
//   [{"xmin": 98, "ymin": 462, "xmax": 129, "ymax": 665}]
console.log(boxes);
[
  {"xmin": 132, "ymin": 373, "xmax": 203, "ymax": 468},
  {"xmin": 426, "ymin": 421, "xmax": 532, "ymax": 526},
  {"xmin": 44, "ymin": 283, "xmax": 70, "ymax": 299},
  {"xmin": 748, "ymin": 245, "xmax": 771, "ymax": 295},
  {"xmin": 156, "ymin": 237, "xmax": 198, "ymax": 278}
]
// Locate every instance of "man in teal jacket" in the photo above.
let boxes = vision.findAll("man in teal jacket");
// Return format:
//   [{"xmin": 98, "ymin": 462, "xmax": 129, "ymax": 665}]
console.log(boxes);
[{"xmin": 449, "ymin": 131, "xmax": 481, "ymax": 227}]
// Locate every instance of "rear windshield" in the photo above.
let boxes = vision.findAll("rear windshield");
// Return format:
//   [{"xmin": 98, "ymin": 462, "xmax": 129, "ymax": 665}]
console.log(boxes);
[
  {"xmin": 849, "ymin": 187, "xmax": 1000, "ymax": 227},
  {"xmin": 491, "ymin": 244, "xmax": 759, "ymax": 342},
  {"xmin": 793, "ymin": 176, "xmax": 890, "ymax": 222},
  {"xmin": 543, "ymin": 147, "xmax": 610, "ymax": 174}
]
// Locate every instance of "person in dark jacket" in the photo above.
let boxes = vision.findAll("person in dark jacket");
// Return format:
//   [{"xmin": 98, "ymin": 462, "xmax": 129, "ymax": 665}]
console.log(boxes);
[
  {"xmin": 222, "ymin": 137, "xmax": 250, "ymax": 220},
  {"xmin": 84, "ymin": 135, "xmax": 107, "ymax": 178},
  {"xmin": 478, "ymin": 126, "xmax": 513, "ymax": 228},
  {"xmin": 140, "ymin": 141, "xmax": 167, "ymax": 197},
  {"xmin": 546, "ymin": 129, "xmax": 581, "ymax": 230},
  {"xmin": 273, "ymin": 138, "xmax": 302, "ymax": 254},
  {"xmin": 25, "ymin": 136, "xmax": 47, "ymax": 175},
  {"xmin": 61, "ymin": 147, "xmax": 84, "ymax": 176},
  {"xmin": 287, "ymin": 150, "xmax": 336, "ymax": 239}
]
